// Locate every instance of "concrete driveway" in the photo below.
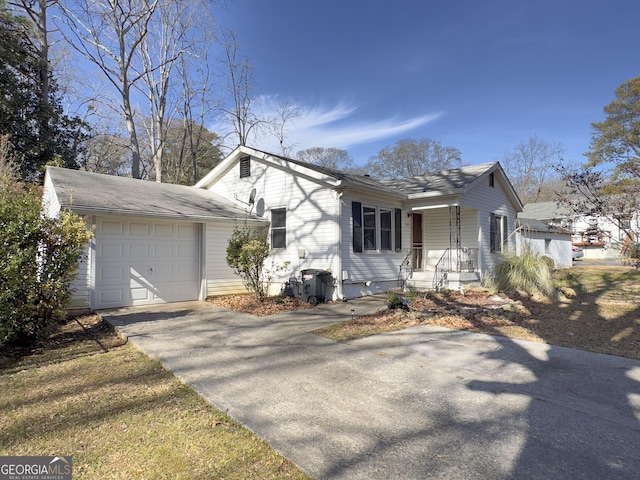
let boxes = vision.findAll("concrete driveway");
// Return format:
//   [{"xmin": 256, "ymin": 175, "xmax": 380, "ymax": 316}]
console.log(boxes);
[{"xmin": 103, "ymin": 298, "xmax": 640, "ymax": 480}]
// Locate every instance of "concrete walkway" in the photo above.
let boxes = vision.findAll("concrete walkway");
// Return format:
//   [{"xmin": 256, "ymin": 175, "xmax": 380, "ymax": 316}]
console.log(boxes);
[{"xmin": 103, "ymin": 298, "xmax": 640, "ymax": 480}]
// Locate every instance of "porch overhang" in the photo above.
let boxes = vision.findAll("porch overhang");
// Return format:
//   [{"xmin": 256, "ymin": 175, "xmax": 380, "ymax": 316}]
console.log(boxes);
[{"xmin": 409, "ymin": 195, "xmax": 461, "ymax": 211}]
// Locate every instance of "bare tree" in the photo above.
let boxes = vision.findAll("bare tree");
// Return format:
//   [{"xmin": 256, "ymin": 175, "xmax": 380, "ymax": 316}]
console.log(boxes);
[
  {"xmin": 82, "ymin": 133, "xmax": 131, "ymax": 176},
  {"xmin": 296, "ymin": 147, "xmax": 353, "ymax": 170},
  {"xmin": 364, "ymin": 138, "xmax": 461, "ymax": 180},
  {"xmin": 268, "ymin": 98, "xmax": 299, "ymax": 156},
  {"xmin": 500, "ymin": 135, "xmax": 564, "ymax": 204},
  {"xmin": 58, "ymin": 0, "xmax": 160, "ymax": 179},
  {"xmin": 0, "ymin": 135, "xmax": 21, "ymax": 180},
  {"xmin": 8, "ymin": 0, "xmax": 53, "ymax": 107},
  {"xmin": 217, "ymin": 28, "xmax": 263, "ymax": 147},
  {"xmin": 162, "ymin": 123, "xmax": 222, "ymax": 185},
  {"xmin": 136, "ymin": 0, "xmax": 208, "ymax": 182}
]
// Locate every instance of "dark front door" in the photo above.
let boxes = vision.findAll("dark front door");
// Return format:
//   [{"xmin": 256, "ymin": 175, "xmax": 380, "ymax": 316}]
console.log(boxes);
[{"xmin": 412, "ymin": 213, "xmax": 423, "ymax": 270}]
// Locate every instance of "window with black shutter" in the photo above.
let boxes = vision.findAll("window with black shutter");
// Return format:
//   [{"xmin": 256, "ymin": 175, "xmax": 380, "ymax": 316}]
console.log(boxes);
[{"xmin": 490, "ymin": 213, "xmax": 506, "ymax": 253}]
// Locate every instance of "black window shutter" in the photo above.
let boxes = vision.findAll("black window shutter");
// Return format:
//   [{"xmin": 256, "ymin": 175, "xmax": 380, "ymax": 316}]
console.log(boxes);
[
  {"xmin": 502, "ymin": 216, "xmax": 508, "ymax": 249},
  {"xmin": 352, "ymin": 202, "xmax": 363, "ymax": 253},
  {"xmin": 395, "ymin": 208, "xmax": 402, "ymax": 252},
  {"xmin": 490, "ymin": 213, "xmax": 496, "ymax": 253}
]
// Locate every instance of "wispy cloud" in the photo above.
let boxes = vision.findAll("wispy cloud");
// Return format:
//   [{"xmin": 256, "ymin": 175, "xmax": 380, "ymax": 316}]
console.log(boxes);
[{"xmin": 215, "ymin": 96, "xmax": 441, "ymax": 155}]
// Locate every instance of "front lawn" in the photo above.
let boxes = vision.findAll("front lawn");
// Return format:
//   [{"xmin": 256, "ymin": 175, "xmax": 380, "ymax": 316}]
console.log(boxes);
[
  {"xmin": 0, "ymin": 315, "xmax": 310, "ymax": 480},
  {"xmin": 316, "ymin": 265, "xmax": 640, "ymax": 360}
]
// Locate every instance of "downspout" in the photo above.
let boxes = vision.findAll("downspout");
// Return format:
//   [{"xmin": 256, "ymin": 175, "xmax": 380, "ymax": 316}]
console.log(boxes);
[{"xmin": 334, "ymin": 188, "xmax": 344, "ymax": 300}]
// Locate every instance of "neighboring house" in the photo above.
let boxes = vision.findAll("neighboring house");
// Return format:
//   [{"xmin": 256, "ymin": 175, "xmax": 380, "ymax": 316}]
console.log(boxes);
[
  {"xmin": 515, "ymin": 218, "xmax": 573, "ymax": 269},
  {"xmin": 196, "ymin": 146, "xmax": 524, "ymax": 299},
  {"xmin": 43, "ymin": 166, "xmax": 267, "ymax": 310},
  {"xmin": 521, "ymin": 201, "xmax": 626, "ymax": 259}
]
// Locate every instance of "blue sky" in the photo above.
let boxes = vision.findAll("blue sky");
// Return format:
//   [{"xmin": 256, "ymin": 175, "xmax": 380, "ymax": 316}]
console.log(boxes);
[{"xmin": 215, "ymin": 0, "xmax": 640, "ymax": 167}]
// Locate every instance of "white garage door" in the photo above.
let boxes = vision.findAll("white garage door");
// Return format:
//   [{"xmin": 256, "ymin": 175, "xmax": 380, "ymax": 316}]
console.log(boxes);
[{"xmin": 95, "ymin": 217, "xmax": 200, "ymax": 309}]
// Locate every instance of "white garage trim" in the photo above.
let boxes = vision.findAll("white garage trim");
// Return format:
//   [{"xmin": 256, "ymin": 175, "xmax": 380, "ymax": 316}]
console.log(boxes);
[{"xmin": 94, "ymin": 216, "xmax": 200, "ymax": 309}]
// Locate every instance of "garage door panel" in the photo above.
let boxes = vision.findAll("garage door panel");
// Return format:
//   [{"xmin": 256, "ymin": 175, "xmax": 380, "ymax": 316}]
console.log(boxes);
[
  {"xmin": 154, "ymin": 223, "xmax": 173, "ymax": 236},
  {"xmin": 95, "ymin": 217, "xmax": 199, "ymax": 309},
  {"xmin": 99, "ymin": 289, "xmax": 124, "ymax": 305},
  {"xmin": 99, "ymin": 264, "xmax": 125, "ymax": 282},
  {"xmin": 151, "ymin": 264, "xmax": 173, "ymax": 278},
  {"xmin": 177, "ymin": 224, "xmax": 197, "ymax": 237},
  {"xmin": 101, "ymin": 221, "xmax": 124, "ymax": 235},
  {"xmin": 129, "ymin": 222, "xmax": 150, "ymax": 235},
  {"xmin": 129, "ymin": 244, "xmax": 150, "ymax": 257},
  {"xmin": 177, "ymin": 244, "xmax": 196, "ymax": 258},
  {"xmin": 154, "ymin": 244, "xmax": 173, "ymax": 257}
]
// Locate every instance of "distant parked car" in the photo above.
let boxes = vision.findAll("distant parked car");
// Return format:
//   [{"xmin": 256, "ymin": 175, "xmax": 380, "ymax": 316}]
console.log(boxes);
[{"xmin": 572, "ymin": 246, "xmax": 584, "ymax": 260}]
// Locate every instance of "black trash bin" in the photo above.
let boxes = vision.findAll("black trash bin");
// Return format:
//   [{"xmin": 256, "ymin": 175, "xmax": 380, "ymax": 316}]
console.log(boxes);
[{"xmin": 300, "ymin": 269, "xmax": 331, "ymax": 305}]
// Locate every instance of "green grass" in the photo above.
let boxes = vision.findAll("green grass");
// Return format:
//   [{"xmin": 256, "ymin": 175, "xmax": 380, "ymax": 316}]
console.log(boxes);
[{"xmin": 0, "ymin": 315, "xmax": 310, "ymax": 479}]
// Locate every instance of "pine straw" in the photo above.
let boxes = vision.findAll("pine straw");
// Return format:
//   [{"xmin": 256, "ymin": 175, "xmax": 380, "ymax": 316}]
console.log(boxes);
[
  {"xmin": 208, "ymin": 294, "xmax": 313, "ymax": 316},
  {"xmin": 316, "ymin": 284, "xmax": 640, "ymax": 361}
]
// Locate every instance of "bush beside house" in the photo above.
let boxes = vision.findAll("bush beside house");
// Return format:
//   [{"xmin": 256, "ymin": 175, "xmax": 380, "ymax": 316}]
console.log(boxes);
[{"xmin": 0, "ymin": 173, "xmax": 92, "ymax": 347}]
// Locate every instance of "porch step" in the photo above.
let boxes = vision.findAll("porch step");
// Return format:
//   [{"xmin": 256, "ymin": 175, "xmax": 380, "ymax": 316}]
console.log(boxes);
[{"xmin": 404, "ymin": 270, "xmax": 481, "ymax": 292}]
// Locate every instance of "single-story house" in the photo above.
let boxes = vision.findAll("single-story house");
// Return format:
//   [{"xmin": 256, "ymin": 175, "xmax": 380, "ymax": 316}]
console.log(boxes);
[
  {"xmin": 195, "ymin": 146, "xmax": 524, "ymax": 299},
  {"xmin": 45, "ymin": 145, "xmax": 524, "ymax": 309},
  {"xmin": 515, "ymin": 217, "xmax": 573, "ymax": 269},
  {"xmin": 43, "ymin": 166, "xmax": 267, "ymax": 310}
]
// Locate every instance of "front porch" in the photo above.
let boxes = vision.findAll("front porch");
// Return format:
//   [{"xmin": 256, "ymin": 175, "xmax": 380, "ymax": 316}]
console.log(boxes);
[{"xmin": 400, "ymin": 205, "xmax": 483, "ymax": 291}]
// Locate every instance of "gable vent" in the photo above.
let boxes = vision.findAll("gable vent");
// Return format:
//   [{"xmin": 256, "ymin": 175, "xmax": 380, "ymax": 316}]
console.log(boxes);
[{"xmin": 239, "ymin": 156, "xmax": 251, "ymax": 178}]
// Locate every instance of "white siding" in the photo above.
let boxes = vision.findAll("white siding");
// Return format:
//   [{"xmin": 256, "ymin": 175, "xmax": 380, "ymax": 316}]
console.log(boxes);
[
  {"xmin": 43, "ymin": 171, "xmax": 91, "ymax": 310},
  {"xmin": 422, "ymin": 207, "xmax": 478, "ymax": 270},
  {"xmin": 520, "ymin": 232, "xmax": 572, "ymax": 269},
  {"xmin": 68, "ymin": 234, "xmax": 92, "ymax": 310},
  {"xmin": 205, "ymin": 222, "xmax": 251, "ymax": 296},
  {"xmin": 460, "ymin": 174, "xmax": 520, "ymax": 275},
  {"xmin": 340, "ymin": 192, "xmax": 407, "ymax": 299},
  {"xmin": 205, "ymin": 158, "xmax": 340, "ymax": 295},
  {"xmin": 42, "ymin": 172, "xmax": 61, "ymax": 217}
]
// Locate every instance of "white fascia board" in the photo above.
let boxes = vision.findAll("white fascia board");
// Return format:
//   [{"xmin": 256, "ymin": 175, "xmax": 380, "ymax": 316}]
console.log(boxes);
[
  {"xmin": 407, "ymin": 189, "xmax": 461, "ymax": 200},
  {"xmin": 196, "ymin": 145, "xmax": 342, "ymax": 190},
  {"xmin": 194, "ymin": 145, "xmax": 246, "ymax": 189},
  {"xmin": 408, "ymin": 195, "xmax": 461, "ymax": 210},
  {"xmin": 249, "ymin": 149, "xmax": 343, "ymax": 188}
]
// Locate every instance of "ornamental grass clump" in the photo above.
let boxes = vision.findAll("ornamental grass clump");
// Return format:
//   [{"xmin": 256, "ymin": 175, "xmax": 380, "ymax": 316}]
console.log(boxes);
[{"xmin": 492, "ymin": 247, "xmax": 554, "ymax": 299}]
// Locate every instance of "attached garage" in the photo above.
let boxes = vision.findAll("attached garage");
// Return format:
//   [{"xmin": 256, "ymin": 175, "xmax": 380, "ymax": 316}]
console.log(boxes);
[
  {"xmin": 94, "ymin": 217, "xmax": 200, "ymax": 309},
  {"xmin": 43, "ymin": 167, "xmax": 267, "ymax": 310}
]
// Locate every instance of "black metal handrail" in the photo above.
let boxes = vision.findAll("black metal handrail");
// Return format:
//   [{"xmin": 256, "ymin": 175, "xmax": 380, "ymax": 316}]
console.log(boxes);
[
  {"xmin": 397, "ymin": 250, "xmax": 413, "ymax": 289},
  {"xmin": 432, "ymin": 248, "xmax": 450, "ymax": 291}
]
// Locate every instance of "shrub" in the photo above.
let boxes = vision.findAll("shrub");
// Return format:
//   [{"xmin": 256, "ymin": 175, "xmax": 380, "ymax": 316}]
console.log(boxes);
[
  {"xmin": 226, "ymin": 225, "xmax": 271, "ymax": 301},
  {"xmin": 540, "ymin": 255, "xmax": 555, "ymax": 270},
  {"xmin": 491, "ymin": 246, "xmax": 554, "ymax": 299},
  {"xmin": 0, "ymin": 176, "xmax": 92, "ymax": 346},
  {"xmin": 386, "ymin": 290, "xmax": 410, "ymax": 310}
]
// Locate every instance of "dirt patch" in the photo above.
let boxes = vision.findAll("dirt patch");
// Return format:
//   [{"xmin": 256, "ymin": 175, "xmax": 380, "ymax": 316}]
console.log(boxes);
[
  {"xmin": 208, "ymin": 294, "xmax": 313, "ymax": 316},
  {"xmin": 316, "ymin": 288, "xmax": 545, "ymax": 343}
]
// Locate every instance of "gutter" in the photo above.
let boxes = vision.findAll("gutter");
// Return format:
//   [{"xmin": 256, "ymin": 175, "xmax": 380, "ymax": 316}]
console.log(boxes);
[
  {"xmin": 65, "ymin": 206, "xmax": 269, "ymax": 226},
  {"xmin": 334, "ymin": 189, "xmax": 344, "ymax": 300}
]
